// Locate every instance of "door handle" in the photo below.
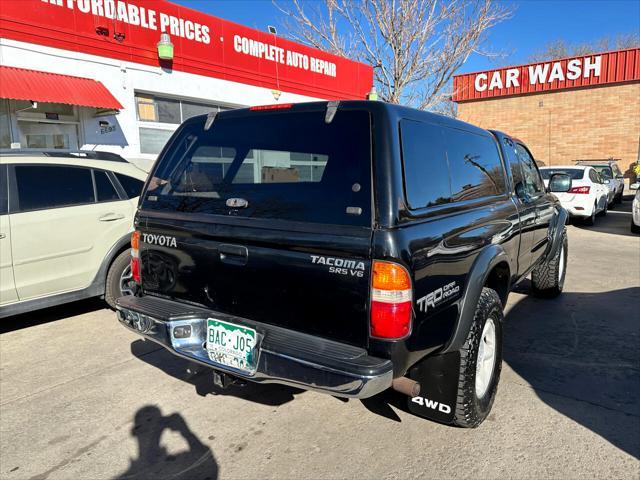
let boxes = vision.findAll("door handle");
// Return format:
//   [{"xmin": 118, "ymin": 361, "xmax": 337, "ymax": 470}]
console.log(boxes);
[
  {"xmin": 0, "ymin": 233, "xmax": 5, "ymax": 239},
  {"xmin": 218, "ymin": 244, "xmax": 248, "ymax": 266},
  {"xmin": 99, "ymin": 213, "xmax": 125, "ymax": 222}
]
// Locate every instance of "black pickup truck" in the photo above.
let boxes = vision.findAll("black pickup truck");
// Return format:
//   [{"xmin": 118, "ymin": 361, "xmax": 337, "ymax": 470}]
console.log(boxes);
[{"xmin": 116, "ymin": 101, "xmax": 570, "ymax": 427}]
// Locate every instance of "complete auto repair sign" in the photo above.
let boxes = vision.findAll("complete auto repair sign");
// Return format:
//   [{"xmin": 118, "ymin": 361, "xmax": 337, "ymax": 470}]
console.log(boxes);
[
  {"xmin": 453, "ymin": 48, "xmax": 640, "ymax": 101},
  {"xmin": 0, "ymin": 0, "xmax": 372, "ymax": 99}
]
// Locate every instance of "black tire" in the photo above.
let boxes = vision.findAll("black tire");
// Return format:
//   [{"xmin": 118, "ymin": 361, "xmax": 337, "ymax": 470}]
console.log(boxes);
[
  {"xmin": 583, "ymin": 202, "xmax": 597, "ymax": 225},
  {"xmin": 615, "ymin": 189, "xmax": 623, "ymax": 204},
  {"xmin": 453, "ymin": 287, "xmax": 503, "ymax": 428},
  {"xmin": 105, "ymin": 249, "xmax": 134, "ymax": 309},
  {"xmin": 599, "ymin": 200, "xmax": 608, "ymax": 216},
  {"xmin": 632, "ymin": 220, "xmax": 640, "ymax": 234},
  {"xmin": 531, "ymin": 229, "xmax": 568, "ymax": 298}
]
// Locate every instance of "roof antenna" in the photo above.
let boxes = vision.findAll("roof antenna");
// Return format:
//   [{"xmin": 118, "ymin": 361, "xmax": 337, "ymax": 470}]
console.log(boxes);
[
  {"xmin": 204, "ymin": 110, "xmax": 218, "ymax": 131},
  {"xmin": 325, "ymin": 100, "xmax": 340, "ymax": 124}
]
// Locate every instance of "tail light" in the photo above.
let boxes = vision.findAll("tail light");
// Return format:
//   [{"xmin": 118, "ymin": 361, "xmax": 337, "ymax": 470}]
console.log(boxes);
[
  {"xmin": 249, "ymin": 103, "xmax": 293, "ymax": 111},
  {"xmin": 131, "ymin": 231, "xmax": 141, "ymax": 283},
  {"xmin": 370, "ymin": 260, "xmax": 412, "ymax": 339},
  {"xmin": 569, "ymin": 186, "xmax": 590, "ymax": 194}
]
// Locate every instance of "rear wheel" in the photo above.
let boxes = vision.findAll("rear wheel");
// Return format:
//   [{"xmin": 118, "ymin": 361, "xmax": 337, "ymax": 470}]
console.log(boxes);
[
  {"xmin": 532, "ymin": 229, "xmax": 567, "ymax": 298},
  {"xmin": 599, "ymin": 200, "xmax": 608, "ymax": 216},
  {"xmin": 615, "ymin": 189, "xmax": 623, "ymax": 204},
  {"xmin": 452, "ymin": 287, "xmax": 503, "ymax": 428},
  {"xmin": 632, "ymin": 220, "xmax": 640, "ymax": 234},
  {"xmin": 583, "ymin": 202, "xmax": 597, "ymax": 225},
  {"xmin": 105, "ymin": 250, "xmax": 134, "ymax": 309}
]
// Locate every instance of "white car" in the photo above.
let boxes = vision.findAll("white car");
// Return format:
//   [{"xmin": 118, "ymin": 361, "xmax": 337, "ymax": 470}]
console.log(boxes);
[
  {"xmin": 631, "ymin": 182, "xmax": 640, "ymax": 234},
  {"xmin": 576, "ymin": 161, "xmax": 625, "ymax": 205},
  {"xmin": 539, "ymin": 166, "xmax": 609, "ymax": 225},
  {"xmin": 0, "ymin": 151, "xmax": 148, "ymax": 318}
]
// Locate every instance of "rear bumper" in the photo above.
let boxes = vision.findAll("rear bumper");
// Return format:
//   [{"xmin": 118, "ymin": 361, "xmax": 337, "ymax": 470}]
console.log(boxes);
[{"xmin": 116, "ymin": 295, "xmax": 393, "ymax": 399}]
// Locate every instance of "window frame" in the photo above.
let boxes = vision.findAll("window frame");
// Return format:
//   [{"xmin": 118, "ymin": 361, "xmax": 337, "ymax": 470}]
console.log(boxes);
[
  {"xmin": 8, "ymin": 163, "xmax": 98, "ymax": 214},
  {"xmin": 0, "ymin": 164, "xmax": 8, "ymax": 215},
  {"xmin": 399, "ymin": 118, "xmax": 509, "ymax": 214},
  {"xmin": 514, "ymin": 142, "xmax": 546, "ymax": 199},
  {"xmin": 92, "ymin": 168, "xmax": 126, "ymax": 203}
]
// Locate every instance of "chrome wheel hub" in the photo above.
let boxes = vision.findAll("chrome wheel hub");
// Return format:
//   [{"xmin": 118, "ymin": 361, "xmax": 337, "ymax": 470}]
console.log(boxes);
[
  {"xmin": 119, "ymin": 264, "xmax": 134, "ymax": 296},
  {"xmin": 475, "ymin": 318, "xmax": 497, "ymax": 399}
]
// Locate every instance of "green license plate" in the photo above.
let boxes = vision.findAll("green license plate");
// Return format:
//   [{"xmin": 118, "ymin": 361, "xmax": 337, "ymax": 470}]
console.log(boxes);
[{"xmin": 206, "ymin": 318, "xmax": 257, "ymax": 374}]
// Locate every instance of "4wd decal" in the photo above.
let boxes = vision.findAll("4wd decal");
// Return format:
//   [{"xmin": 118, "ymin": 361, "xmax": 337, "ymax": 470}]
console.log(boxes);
[
  {"xmin": 310, "ymin": 255, "xmax": 365, "ymax": 277},
  {"xmin": 411, "ymin": 396, "xmax": 452, "ymax": 414},
  {"xmin": 142, "ymin": 233, "xmax": 177, "ymax": 248},
  {"xmin": 416, "ymin": 281, "xmax": 460, "ymax": 313}
]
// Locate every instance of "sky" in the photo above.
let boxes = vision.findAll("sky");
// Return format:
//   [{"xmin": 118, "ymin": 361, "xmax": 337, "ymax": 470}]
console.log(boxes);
[{"xmin": 172, "ymin": 0, "xmax": 640, "ymax": 73}]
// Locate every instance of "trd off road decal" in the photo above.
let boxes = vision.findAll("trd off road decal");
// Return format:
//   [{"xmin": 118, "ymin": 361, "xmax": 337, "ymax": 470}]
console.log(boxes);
[
  {"xmin": 310, "ymin": 255, "xmax": 365, "ymax": 277},
  {"xmin": 416, "ymin": 281, "xmax": 460, "ymax": 313}
]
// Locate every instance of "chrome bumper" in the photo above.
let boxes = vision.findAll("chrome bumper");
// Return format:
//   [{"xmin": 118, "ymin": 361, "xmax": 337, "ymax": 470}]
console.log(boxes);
[{"xmin": 116, "ymin": 296, "xmax": 393, "ymax": 399}]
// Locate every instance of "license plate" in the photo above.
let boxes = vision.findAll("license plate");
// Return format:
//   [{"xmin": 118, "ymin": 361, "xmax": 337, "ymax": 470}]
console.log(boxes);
[{"xmin": 206, "ymin": 318, "xmax": 257, "ymax": 374}]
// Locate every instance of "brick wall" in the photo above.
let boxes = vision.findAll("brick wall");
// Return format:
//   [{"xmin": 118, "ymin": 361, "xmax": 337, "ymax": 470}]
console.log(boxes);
[{"xmin": 456, "ymin": 82, "xmax": 640, "ymax": 176}]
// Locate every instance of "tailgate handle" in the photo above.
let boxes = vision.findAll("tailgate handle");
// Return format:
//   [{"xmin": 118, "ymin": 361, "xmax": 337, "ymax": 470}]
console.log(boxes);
[{"xmin": 219, "ymin": 244, "xmax": 248, "ymax": 266}]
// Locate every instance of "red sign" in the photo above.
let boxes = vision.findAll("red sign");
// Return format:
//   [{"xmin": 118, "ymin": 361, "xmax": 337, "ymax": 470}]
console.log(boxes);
[
  {"xmin": 453, "ymin": 48, "xmax": 640, "ymax": 102},
  {"xmin": 0, "ymin": 0, "xmax": 373, "ymax": 100}
]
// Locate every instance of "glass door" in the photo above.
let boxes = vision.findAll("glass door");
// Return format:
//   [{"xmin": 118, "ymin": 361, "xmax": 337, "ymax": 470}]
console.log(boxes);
[{"xmin": 18, "ymin": 121, "xmax": 79, "ymax": 149}]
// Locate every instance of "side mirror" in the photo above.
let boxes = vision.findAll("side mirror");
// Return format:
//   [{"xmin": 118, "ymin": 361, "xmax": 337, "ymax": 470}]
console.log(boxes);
[
  {"xmin": 604, "ymin": 179, "xmax": 610, "ymax": 184},
  {"xmin": 549, "ymin": 173, "xmax": 572, "ymax": 193}
]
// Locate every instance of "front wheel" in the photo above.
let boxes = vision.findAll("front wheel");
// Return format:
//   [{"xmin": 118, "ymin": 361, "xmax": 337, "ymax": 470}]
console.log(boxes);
[
  {"xmin": 452, "ymin": 287, "xmax": 504, "ymax": 428},
  {"xmin": 531, "ymin": 229, "xmax": 568, "ymax": 298},
  {"xmin": 105, "ymin": 250, "xmax": 134, "ymax": 309}
]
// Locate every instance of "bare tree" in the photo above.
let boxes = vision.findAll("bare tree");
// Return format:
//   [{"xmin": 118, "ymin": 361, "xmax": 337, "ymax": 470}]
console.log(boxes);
[
  {"xmin": 528, "ymin": 34, "xmax": 640, "ymax": 63},
  {"xmin": 275, "ymin": 0, "xmax": 512, "ymax": 111}
]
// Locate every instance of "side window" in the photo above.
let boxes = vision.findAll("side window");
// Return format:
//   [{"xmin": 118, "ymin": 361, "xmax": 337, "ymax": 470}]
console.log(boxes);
[
  {"xmin": 589, "ymin": 169, "xmax": 601, "ymax": 184},
  {"xmin": 114, "ymin": 173, "xmax": 145, "ymax": 199},
  {"xmin": 400, "ymin": 119, "xmax": 450, "ymax": 208},
  {"xmin": 444, "ymin": 128, "xmax": 507, "ymax": 202},
  {"xmin": 0, "ymin": 165, "xmax": 7, "ymax": 215},
  {"xmin": 14, "ymin": 165, "xmax": 94, "ymax": 212},
  {"xmin": 515, "ymin": 144, "xmax": 544, "ymax": 196},
  {"xmin": 94, "ymin": 170, "xmax": 120, "ymax": 202}
]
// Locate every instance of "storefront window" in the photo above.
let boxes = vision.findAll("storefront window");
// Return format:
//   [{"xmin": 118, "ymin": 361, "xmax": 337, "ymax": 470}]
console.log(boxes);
[
  {"xmin": 136, "ymin": 93, "xmax": 241, "ymax": 155},
  {"xmin": 0, "ymin": 99, "xmax": 11, "ymax": 148}
]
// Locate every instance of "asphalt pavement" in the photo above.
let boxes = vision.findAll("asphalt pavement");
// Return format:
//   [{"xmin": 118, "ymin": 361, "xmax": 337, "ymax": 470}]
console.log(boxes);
[{"xmin": 1, "ymin": 198, "xmax": 639, "ymax": 480}]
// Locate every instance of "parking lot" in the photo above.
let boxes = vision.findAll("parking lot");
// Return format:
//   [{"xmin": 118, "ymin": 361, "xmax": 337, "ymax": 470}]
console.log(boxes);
[{"xmin": 1, "ymin": 199, "xmax": 638, "ymax": 480}]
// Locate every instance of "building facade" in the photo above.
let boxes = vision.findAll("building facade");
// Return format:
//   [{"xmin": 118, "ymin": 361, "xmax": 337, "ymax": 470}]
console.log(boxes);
[
  {"xmin": 453, "ymin": 49, "xmax": 640, "ymax": 177},
  {"xmin": 0, "ymin": 0, "xmax": 373, "ymax": 170}
]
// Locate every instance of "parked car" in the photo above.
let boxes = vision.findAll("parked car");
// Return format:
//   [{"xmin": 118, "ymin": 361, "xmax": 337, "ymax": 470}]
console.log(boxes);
[
  {"xmin": 0, "ymin": 150, "xmax": 148, "ymax": 318},
  {"xmin": 575, "ymin": 160, "xmax": 624, "ymax": 204},
  {"xmin": 631, "ymin": 183, "xmax": 640, "ymax": 234},
  {"xmin": 115, "ymin": 101, "xmax": 570, "ymax": 428},
  {"xmin": 539, "ymin": 166, "xmax": 609, "ymax": 225}
]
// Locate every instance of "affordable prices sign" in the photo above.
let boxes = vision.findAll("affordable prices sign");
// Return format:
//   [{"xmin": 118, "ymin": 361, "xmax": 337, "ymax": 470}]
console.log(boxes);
[{"xmin": 0, "ymin": 0, "xmax": 373, "ymax": 100}]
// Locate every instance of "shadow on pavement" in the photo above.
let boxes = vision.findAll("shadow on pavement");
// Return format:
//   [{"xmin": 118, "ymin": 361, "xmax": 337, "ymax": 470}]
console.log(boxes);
[
  {"xmin": 571, "ymin": 198, "xmax": 637, "ymax": 238},
  {"xmin": 115, "ymin": 405, "xmax": 218, "ymax": 480},
  {"xmin": 0, "ymin": 298, "xmax": 105, "ymax": 334},
  {"xmin": 130, "ymin": 339, "xmax": 304, "ymax": 407},
  {"xmin": 504, "ymin": 285, "xmax": 640, "ymax": 459}
]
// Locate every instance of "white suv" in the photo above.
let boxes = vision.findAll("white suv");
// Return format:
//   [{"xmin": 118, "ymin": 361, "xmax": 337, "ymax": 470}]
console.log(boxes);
[{"xmin": 0, "ymin": 151, "xmax": 147, "ymax": 318}]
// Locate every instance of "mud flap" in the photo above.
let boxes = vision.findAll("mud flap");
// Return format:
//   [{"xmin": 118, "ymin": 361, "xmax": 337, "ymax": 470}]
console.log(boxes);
[{"xmin": 407, "ymin": 351, "xmax": 460, "ymax": 424}]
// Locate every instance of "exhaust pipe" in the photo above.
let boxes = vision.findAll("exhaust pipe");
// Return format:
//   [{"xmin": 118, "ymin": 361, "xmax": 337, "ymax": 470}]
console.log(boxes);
[{"xmin": 392, "ymin": 377, "xmax": 421, "ymax": 397}]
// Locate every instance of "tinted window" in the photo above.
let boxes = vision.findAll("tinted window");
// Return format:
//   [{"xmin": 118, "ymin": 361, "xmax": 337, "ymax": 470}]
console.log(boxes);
[
  {"xmin": 589, "ymin": 169, "xmax": 601, "ymax": 183},
  {"xmin": 0, "ymin": 165, "xmax": 7, "ymax": 215},
  {"xmin": 15, "ymin": 165, "xmax": 94, "ymax": 211},
  {"xmin": 540, "ymin": 168, "xmax": 585, "ymax": 180},
  {"xmin": 445, "ymin": 128, "xmax": 506, "ymax": 202},
  {"xmin": 515, "ymin": 144, "xmax": 544, "ymax": 195},
  {"xmin": 400, "ymin": 120, "xmax": 449, "ymax": 208},
  {"xmin": 94, "ymin": 170, "xmax": 120, "ymax": 202},
  {"xmin": 143, "ymin": 110, "xmax": 372, "ymax": 226},
  {"xmin": 591, "ymin": 165, "xmax": 613, "ymax": 179},
  {"xmin": 401, "ymin": 121, "xmax": 506, "ymax": 209},
  {"xmin": 115, "ymin": 173, "xmax": 144, "ymax": 199}
]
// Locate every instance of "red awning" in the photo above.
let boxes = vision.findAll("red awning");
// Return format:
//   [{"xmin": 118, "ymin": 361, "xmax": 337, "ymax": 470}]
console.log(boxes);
[{"xmin": 0, "ymin": 66, "xmax": 123, "ymax": 110}]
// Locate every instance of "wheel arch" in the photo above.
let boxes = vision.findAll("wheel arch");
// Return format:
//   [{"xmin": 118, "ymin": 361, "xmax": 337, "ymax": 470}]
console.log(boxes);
[
  {"xmin": 91, "ymin": 232, "xmax": 132, "ymax": 293},
  {"xmin": 441, "ymin": 244, "xmax": 511, "ymax": 354}
]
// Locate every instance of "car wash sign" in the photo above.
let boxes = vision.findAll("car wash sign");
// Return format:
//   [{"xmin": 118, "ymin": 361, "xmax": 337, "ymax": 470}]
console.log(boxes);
[{"xmin": 453, "ymin": 48, "xmax": 640, "ymax": 102}]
